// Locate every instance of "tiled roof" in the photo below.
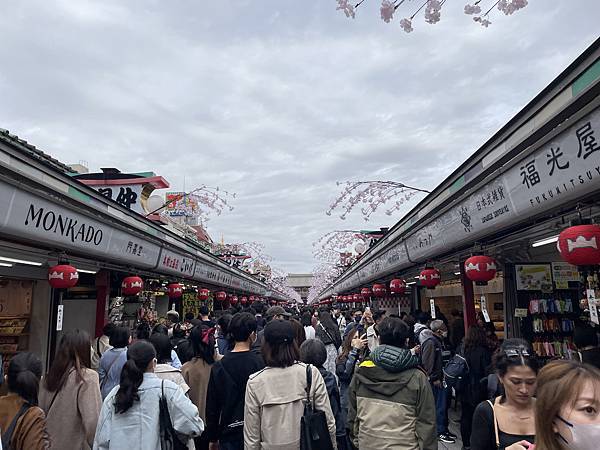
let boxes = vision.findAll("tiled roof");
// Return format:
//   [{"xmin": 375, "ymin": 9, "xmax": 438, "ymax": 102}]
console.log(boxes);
[{"xmin": 0, "ymin": 128, "xmax": 74, "ymax": 173}]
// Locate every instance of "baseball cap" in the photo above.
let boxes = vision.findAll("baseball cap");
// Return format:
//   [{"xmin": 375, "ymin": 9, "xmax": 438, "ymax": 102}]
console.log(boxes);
[
  {"xmin": 264, "ymin": 319, "xmax": 295, "ymax": 344},
  {"xmin": 266, "ymin": 306, "xmax": 291, "ymax": 318}
]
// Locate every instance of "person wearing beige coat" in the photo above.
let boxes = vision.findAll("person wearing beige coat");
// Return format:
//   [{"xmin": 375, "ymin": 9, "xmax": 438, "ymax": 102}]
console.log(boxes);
[
  {"xmin": 39, "ymin": 329, "xmax": 102, "ymax": 450},
  {"xmin": 244, "ymin": 320, "xmax": 337, "ymax": 450}
]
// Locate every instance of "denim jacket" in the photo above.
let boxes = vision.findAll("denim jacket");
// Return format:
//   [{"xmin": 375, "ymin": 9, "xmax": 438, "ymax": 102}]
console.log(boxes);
[{"xmin": 93, "ymin": 373, "xmax": 204, "ymax": 450}]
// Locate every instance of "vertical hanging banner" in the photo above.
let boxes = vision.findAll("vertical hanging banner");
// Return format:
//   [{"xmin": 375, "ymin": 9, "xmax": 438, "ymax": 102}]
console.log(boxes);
[
  {"xmin": 480, "ymin": 295, "xmax": 491, "ymax": 323},
  {"xmin": 430, "ymin": 299, "xmax": 436, "ymax": 319},
  {"xmin": 587, "ymin": 289, "xmax": 599, "ymax": 325},
  {"xmin": 56, "ymin": 305, "xmax": 64, "ymax": 331}
]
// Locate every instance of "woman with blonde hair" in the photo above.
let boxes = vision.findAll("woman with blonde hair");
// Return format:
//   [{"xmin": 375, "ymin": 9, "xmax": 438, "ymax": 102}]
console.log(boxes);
[{"xmin": 534, "ymin": 359, "xmax": 600, "ymax": 450}]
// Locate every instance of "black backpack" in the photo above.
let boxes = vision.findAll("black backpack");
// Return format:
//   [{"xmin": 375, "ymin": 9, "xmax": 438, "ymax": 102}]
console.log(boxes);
[{"xmin": 443, "ymin": 353, "xmax": 470, "ymax": 391}]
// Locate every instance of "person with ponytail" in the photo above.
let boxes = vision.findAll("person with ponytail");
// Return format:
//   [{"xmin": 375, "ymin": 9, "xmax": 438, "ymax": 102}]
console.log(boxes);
[
  {"xmin": 93, "ymin": 340, "xmax": 203, "ymax": 450},
  {"xmin": 0, "ymin": 352, "xmax": 50, "ymax": 450},
  {"xmin": 182, "ymin": 325, "xmax": 216, "ymax": 450},
  {"xmin": 39, "ymin": 329, "xmax": 102, "ymax": 450}
]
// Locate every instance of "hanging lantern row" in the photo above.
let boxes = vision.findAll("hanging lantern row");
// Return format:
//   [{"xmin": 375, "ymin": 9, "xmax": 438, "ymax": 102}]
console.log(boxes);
[
  {"xmin": 464, "ymin": 255, "xmax": 497, "ymax": 284},
  {"xmin": 122, "ymin": 276, "xmax": 144, "ymax": 296},
  {"xmin": 420, "ymin": 268, "xmax": 441, "ymax": 289},
  {"xmin": 48, "ymin": 264, "xmax": 79, "ymax": 289},
  {"xmin": 557, "ymin": 224, "xmax": 600, "ymax": 266}
]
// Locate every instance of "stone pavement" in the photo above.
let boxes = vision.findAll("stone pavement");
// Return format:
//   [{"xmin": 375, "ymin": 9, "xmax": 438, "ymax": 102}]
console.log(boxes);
[{"xmin": 438, "ymin": 404, "xmax": 464, "ymax": 450}]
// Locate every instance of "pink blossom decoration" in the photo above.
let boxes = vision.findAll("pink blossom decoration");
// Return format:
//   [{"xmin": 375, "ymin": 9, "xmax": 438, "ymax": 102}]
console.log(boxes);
[
  {"xmin": 473, "ymin": 16, "xmax": 491, "ymax": 27},
  {"xmin": 380, "ymin": 0, "xmax": 396, "ymax": 23},
  {"xmin": 336, "ymin": 0, "xmax": 356, "ymax": 19},
  {"xmin": 464, "ymin": 3, "xmax": 482, "ymax": 15},
  {"xmin": 497, "ymin": 0, "xmax": 528, "ymax": 15},
  {"xmin": 424, "ymin": 0, "xmax": 442, "ymax": 25},
  {"xmin": 399, "ymin": 17, "xmax": 413, "ymax": 32}
]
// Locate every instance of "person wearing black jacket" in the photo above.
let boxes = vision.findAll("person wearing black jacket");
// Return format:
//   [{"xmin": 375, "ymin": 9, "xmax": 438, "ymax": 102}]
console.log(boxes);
[
  {"xmin": 205, "ymin": 313, "xmax": 265, "ymax": 450},
  {"xmin": 300, "ymin": 338, "xmax": 348, "ymax": 450},
  {"xmin": 458, "ymin": 326, "xmax": 492, "ymax": 449}
]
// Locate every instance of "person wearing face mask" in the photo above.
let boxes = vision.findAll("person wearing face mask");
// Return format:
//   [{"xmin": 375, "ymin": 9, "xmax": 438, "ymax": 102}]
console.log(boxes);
[
  {"xmin": 205, "ymin": 313, "xmax": 265, "ymax": 450},
  {"xmin": 471, "ymin": 339, "xmax": 539, "ymax": 450},
  {"xmin": 422, "ymin": 319, "xmax": 455, "ymax": 444},
  {"xmin": 344, "ymin": 309, "xmax": 364, "ymax": 338},
  {"xmin": 534, "ymin": 359, "xmax": 600, "ymax": 450}
]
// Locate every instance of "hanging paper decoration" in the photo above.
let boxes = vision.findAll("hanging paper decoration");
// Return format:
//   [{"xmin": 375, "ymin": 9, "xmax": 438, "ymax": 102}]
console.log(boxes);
[
  {"xmin": 372, "ymin": 284, "xmax": 386, "ymax": 298},
  {"xmin": 390, "ymin": 278, "xmax": 406, "ymax": 295},
  {"xmin": 464, "ymin": 255, "xmax": 497, "ymax": 284},
  {"xmin": 420, "ymin": 268, "xmax": 441, "ymax": 289},
  {"xmin": 167, "ymin": 283, "xmax": 183, "ymax": 299},
  {"xmin": 249, "ymin": 296, "xmax": 256, "ymax": 303},
  {"xmin": 361, "ymin": 287, "xmax": 372, "ymax": 301},
  {"xmin": 353, "ymin": 293, "xmax": 361, "ymax": 302},
  {"xmin": 197, "ymin": 288, "xmax": 210, "ymax": 301},
  {"xmin": 557, "ymin": 225, "xmax": 600, "ymax": 266},
  {"xmin": 215, "ymin": 291, "xmax": 227, "ymax": 302},
  {"xmin": 241, "ymin": 296, "xmax": 248, "ymax": 305},
  {"xmin": 122, "ymin": 276, "xmax": 143, "ymax": 296},
  {"xmin": 48, "ymin": 264, "xmax": 79, "ymax": 289},
  {"xmin": 230, "ymin": 295, "xmax": 239, "ymax": 305}
]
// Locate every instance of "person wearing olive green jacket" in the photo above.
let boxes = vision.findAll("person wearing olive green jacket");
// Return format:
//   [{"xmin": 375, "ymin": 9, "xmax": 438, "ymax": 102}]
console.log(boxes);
[{"xmin": 347, "ymin": 317, "xmax": 437, "ymax": 450}]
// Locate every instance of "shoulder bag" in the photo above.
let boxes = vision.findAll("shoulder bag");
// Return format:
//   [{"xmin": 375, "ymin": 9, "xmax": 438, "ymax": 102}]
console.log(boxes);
[
  {"xmin": 486, "ymin": 398, "xmax": 500, "ymax": 450},
  {"xmin": 159, "ymin": 380, "xmax": 188, "ymax": 450},
  {"xmin": 1, "ymin": 403, "xmax": 31, "ymax": 449},
  {"xmin": 300, "ymin": 365, "xmax": 334, "ymax": 450}
]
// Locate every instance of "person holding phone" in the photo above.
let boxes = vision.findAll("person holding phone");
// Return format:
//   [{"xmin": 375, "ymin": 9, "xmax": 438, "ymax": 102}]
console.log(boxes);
[{"xmin": 336, "ymin": 327, "xmax": 368, "ymax": 419}]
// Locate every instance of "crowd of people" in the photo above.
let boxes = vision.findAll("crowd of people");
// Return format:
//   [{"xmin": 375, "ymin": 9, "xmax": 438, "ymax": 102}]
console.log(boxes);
[{"xmin": 0, "ymin": 302, "xmax": 599, "ymax": 450}]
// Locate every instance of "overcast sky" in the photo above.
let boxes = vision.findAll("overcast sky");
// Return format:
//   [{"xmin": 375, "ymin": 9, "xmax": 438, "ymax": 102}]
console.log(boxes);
[{"xmin": 1, "ymin": 1, "xmax": 598, "ymax": 275}]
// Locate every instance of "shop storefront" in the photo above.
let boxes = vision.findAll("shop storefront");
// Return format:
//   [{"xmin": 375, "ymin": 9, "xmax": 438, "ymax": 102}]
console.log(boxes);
[{"xmin": 318, "ymin": 38, "xmax": 600, "ymax": 360}]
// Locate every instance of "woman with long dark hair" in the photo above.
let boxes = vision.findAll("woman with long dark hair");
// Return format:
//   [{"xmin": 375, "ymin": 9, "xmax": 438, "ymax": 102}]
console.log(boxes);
[
  {"xmin": 459, "ymin": 326, "xmax": 493, "ymax": 449},
  {"xmin": 182, "ymin": 325, "xmax": 216, "ymax": 450},
  {"xmin": 98, "ymin": 326, "xmax": 130, "ymax": 399},
  {"xmin": 316, "ymin": 311, "xmax": 343, "ymax": 379},
  {"xmin": 336, "ymin": 326, "xmax": 367, "ymax": 419},
  {"xmin": 0, "ymin": 352, "xmax": 50, "ymax": 450},
  {"xmin": 244, "ymin": 320, "xmax": 336, "ymax": 449},
  {"xmin": 471, "ymin": 339, "xmax": 539, "ymax": 450},
  {"xmin": 93, "ymin": 340, "xmax": 203, "ymax": 449},
  {"xmin": 39, "ymin": 329, "xmax": 102, "ymax": 450}
]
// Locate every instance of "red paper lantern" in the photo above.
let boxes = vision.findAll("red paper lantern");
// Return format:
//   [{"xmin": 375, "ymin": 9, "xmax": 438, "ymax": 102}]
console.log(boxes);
[
  {"xmin": 249, "ymin": 296, "xmax": 256, "ymax": 303},
  {"xmin": 557, "ymin": 224, "xmax": 600, "ymax": 266},
  {"xmin": 122, "ymin": 276, "xmax": 143, "ymax": 296},
  {"xmin": 241, "ymin": 296, "xmax": 249, "ymax": 305},
  {"xmin": 419, "ymin": 268, "xmax": 441, "ymax": 289},
  {"xmin": 390, "ymin": 278, "xmax": 406, "ymax": 295},
  {"xmin": 372, "ymin": 284, "xmax": 386, "ymax": 298},
  {"xmin": 353, "ymin": 293, "xmax": 361, "ymax": 302},
  {"xmin": 464, "ymin": 255, "xmax": 497, "ymax": 284},
  {"xmin": 167, "ymin": 283, "xmax": 183, "ymax": 299},
  {"xmin": 230, "ymin": 295, "xmax": 239, "ymax": 305},
  {"xmin": 270, "ymin": 299, "xmax": 277, "ymax": 305},
  {"xmin": 197, "ymin": 288, "xmax": 210, "ymax": 301},
  {"xmin": 215, "ymin": 291, "xmax": 227, "ymax": 302},
  {"xmin": 361, "ymin": 288, "xmax": 372, "ymax": 301},
  {"xmin": 48, "ymin": 264, "xmax": 79, "ymax": 289}
]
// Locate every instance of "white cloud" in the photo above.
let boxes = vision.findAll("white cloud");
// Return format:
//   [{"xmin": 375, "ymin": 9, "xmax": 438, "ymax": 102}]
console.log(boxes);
[{"xmin": 0, "ymin": 0, "xmax": 598, "ymax": 274}]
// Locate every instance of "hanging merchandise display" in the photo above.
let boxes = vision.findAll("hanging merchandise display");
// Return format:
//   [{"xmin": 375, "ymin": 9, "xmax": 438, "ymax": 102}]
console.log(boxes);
[
  {"xmin": 464, "ymin": 255, "xmax": 497, "ymax": 284},
  {"xmin": 557, "ymin": 224, "xmax": 600, "ymax": 266},
  {"xmin": 389, "ymin": 278, "xmax": 406, "ymax": 295},
  {"xmin": 420, "ymin": 267, "xmax": 441, "ymax": 289},
  {"xmin": 48, "ymin": 264, "xmax": 79, "ymax": 289},
  {"xmin": 121, "ymin": 276, "xmax": 143, "ymax": 296},
  {"xmin": 167, "ymin": 283, "xmax": 183, "ymax": 299},
  {"xmin": 586, "ymin": 289, "xmax": 599, "ymax": 325}
]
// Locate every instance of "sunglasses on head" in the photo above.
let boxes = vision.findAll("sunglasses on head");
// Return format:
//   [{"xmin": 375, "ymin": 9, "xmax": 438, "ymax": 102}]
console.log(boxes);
[{"xmin": 504, "ymin": 347, "xmax": 530, "ymax": 358}]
